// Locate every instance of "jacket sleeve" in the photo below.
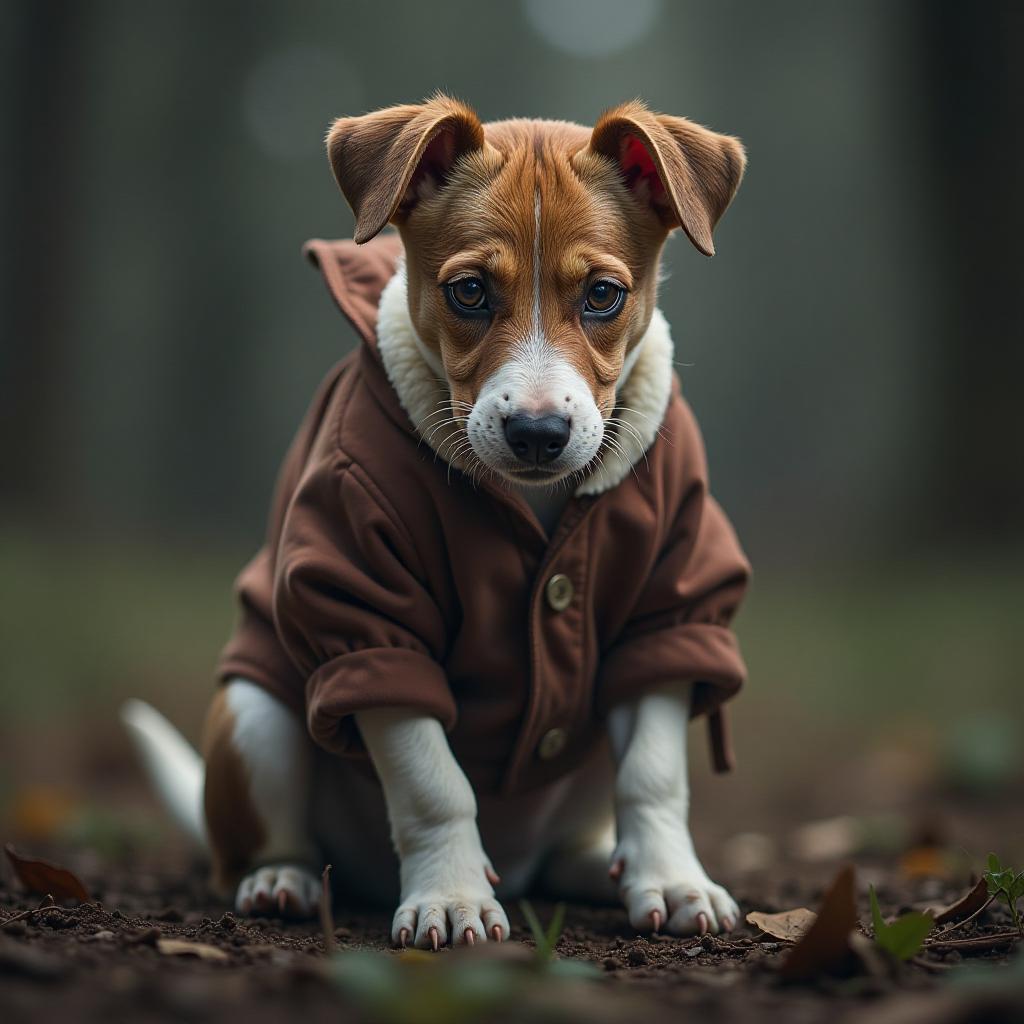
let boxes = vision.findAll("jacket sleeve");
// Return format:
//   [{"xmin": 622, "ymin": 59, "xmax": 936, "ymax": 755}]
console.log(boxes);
[
  {"xmin": 272, "ymin": 452, "xmax": 453, "ymax": 755},
  {"xmin": 595, "ymin": 406, "xmax": 750, "ymax": 729}
]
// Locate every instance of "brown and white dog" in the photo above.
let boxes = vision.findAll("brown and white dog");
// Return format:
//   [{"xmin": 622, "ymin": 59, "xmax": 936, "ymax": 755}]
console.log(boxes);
[{"xmin": 123, "ymin": 95, "xmax": 747, "ymax": 950}]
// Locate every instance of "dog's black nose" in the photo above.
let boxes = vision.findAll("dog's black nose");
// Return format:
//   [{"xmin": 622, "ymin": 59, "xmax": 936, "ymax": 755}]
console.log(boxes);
[{"xmin": 504, "ymin": 414, "xmax": 570, "ymax": 466}]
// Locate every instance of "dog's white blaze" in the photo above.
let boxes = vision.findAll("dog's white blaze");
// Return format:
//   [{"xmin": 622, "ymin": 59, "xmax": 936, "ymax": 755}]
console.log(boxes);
[
  {"xmin": 532, "ymin": 188, "xmax": 542, "ymax": 338},
  {"xmin": 463, "ymin": 186, "xmax": 606, "ymax": 485}
]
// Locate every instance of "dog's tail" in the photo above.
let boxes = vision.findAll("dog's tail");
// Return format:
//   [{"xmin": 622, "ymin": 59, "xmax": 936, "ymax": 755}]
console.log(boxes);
[{"xmin": 120, "ymin": 699, "xmax": 207, "ymax": 849}]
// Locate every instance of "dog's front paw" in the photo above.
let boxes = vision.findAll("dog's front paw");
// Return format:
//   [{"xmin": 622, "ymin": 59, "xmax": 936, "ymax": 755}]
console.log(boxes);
[
  {"xmin": 392, "ymin": 886, "xmax": 509, "ymax": 950},
  {"xmin": 611, "ymin": 833, "xmax": 739, "ymax": 936},
  {"xmin": 235, "ymin": 864, "xmax": 321, "ymax": 919},
  {"xmin": 392, "ymin": 823, "xmax": 510, "ymax": 949}
]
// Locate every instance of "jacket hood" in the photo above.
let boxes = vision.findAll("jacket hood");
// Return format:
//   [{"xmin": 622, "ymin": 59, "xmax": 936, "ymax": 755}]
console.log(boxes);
[{"xmin": 303, "ymin": 234, "xmax": 675, "ymax": 496}]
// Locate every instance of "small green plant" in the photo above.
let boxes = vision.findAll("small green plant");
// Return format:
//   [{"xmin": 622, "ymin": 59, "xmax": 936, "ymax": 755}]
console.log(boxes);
[
  {"xmin": 984, "ymin": 852, "xmax": 1024, "ymax": 937},
  {"xmin": 519, "ymin": 900, "xmax": 565, "ymax": 962},
  {"xmin": 869, "ymin": 885, "xmax": 933, "ymax": 961},
  {"xmin": 519, "ymin": 901, "xmax": 598, "ymax": 980}
]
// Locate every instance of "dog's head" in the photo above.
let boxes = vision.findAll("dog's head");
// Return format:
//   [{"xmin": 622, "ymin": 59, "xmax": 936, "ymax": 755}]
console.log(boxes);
[{"xmin": 326, "ymin": 95, "xmax": 744, "ymax": 488}]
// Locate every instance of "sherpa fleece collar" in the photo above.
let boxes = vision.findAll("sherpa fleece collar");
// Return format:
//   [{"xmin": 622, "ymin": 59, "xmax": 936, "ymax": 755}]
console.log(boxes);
[{"xmin": 305, "ymin": 234, "xmax": 675, "ymax": 496}]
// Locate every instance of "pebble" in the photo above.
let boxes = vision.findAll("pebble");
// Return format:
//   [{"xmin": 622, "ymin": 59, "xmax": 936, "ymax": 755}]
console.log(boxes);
[
  {"xmin": 602, "ymin": 956, "xmax": 619, "ymax": 971},
  {"xmin": 627, "ymin": 946, "xmax": 648, "ymax": 966},
  {"xmin": 700, "ymin": 935, "xmax": 717, "ymax": 952},
  {"xmin": 92, "ymin": 930, "xmax": 116, "ymax": 941}
]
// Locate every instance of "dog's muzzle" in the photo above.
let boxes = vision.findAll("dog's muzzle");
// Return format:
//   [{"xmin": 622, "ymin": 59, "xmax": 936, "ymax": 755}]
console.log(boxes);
[{"xmin": 504, "ymin": 414, "xmax": 570, "ymax": 466}]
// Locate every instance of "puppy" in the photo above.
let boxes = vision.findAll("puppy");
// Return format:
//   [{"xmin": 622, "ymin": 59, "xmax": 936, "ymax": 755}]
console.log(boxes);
[{"xmin": 123, "ymin": 94, "xmax": 751, "ymax": 949}]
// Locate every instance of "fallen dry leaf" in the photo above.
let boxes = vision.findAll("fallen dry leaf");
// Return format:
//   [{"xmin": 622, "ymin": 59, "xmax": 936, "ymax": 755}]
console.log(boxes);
[
  {"xmin": 4, "ymin": 845, "xmax": 89, "ymax": 903},
  {"xmin": 156, "ymin": 938, "xmax": 229, "ymax": 961},
  {"xmin": 780, "ymin": 865, "xmax": 859, "ymax": 982},
  {"xmin": 746, "ymin": 908, "xmax": 817, "ymax": 942},
  {"xmin": 930, "ymin": 877, "xmax": 990, "ymax": 925}
]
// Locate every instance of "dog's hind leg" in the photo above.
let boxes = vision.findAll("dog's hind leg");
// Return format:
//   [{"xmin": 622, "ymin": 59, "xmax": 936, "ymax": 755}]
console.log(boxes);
[{"xmin": 203, "ymin": 679, "xmax": 320, "ymax": 918}]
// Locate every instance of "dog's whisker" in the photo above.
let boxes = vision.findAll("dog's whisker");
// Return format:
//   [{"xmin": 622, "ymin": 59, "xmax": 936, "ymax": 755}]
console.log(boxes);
[
  {"xmin": 600, "ymin": 433, "xmax": 644, "ymax": 483},
  {"xmin": 604, "ymin": 415, "xmax": 649, "ymax": 446},
  {"xmin": 604, "ymin": 418, "xmax": 651, "ymax": 471}
]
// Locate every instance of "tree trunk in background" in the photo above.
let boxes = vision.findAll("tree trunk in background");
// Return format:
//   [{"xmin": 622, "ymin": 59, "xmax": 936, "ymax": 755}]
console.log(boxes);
[
  {"xmin": 1, "ymin": 1, "xmax": 83, "ymax": 518},
  {"xmin": 918, "ymin": 0, "xmax": 1024, "ymax": 541}
]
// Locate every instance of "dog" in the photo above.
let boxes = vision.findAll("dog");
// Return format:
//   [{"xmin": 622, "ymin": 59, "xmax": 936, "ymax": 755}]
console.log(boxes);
[{"xmin": 123, "ymin": 94, "xmax": 751, "ymax": 951}]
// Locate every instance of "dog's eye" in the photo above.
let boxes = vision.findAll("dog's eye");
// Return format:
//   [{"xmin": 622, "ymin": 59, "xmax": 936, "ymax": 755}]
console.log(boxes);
[
  {"xmin": 446, "ymin": 277, "xmax": 489, "ymax": 314},
  {"xmin": 584, "ymin": 280, "xmax": 625, "ymax": 317}
]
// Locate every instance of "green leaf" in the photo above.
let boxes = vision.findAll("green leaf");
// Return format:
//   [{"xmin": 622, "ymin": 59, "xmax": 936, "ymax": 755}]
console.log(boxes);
[
  {"xmin": 519, "ymin": 901, "xmax": 547, "ymax": 954},
  {"xmin": 870, "ymin": 885, "xmax": 933, "ymax": 961},
  {"xmin": 875, "ymin": 911, "xmax": 934, "ymax": 961},
  {"xmin": 1011, "ymin": 872, "xmax": 1024, "ymax": 901},
  {"xmin": 988, "ymin": 852, "xmax": 1002, "ymax": 873},
  {"xmin": 985, "ymin": 867, "xmax": 1016, "ymax": 897},
  {"xmin": 869, "ymin": 886, "xmax": 886, "ymax": 937},
  {"xmin": 519, "ymin": 900, "xmax": 568, "ymax": 964},
  {"xmin": 545, "ymin": 903, "xmax": 566, "ymax": 952}
]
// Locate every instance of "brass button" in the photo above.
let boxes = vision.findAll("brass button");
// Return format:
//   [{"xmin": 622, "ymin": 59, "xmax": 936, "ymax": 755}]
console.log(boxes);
[
  {"xmin": 537, "ymin": 727, "xmax": 568, "ymax": 760},
  {"xmin": 545, "ymin": 573, "xmax": 574, "ymax": 612}
]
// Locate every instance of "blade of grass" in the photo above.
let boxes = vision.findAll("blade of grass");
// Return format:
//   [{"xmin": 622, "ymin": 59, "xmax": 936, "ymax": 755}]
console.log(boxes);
[
  {"xmin": 320, "ymin": 864, "xmax": 335, "ymax": 955},
  {"xmin": 519, "ymin": 900, "xmax": 547, "ymax": 954},
  {"xmin": 545, "ymin": 903, "xmax": 566, "ymax": 953}
]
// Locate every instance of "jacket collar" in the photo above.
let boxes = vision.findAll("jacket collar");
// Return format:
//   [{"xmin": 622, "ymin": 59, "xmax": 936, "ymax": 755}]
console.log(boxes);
[{"xmin": 304, "ymin": 235, "xmax": 675, "ymax": 496}]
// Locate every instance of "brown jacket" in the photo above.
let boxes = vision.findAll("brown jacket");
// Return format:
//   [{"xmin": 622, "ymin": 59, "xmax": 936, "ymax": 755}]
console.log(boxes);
[{"xmin": 218, "ymin": 234, "xmax": 750, "ymax": 796}]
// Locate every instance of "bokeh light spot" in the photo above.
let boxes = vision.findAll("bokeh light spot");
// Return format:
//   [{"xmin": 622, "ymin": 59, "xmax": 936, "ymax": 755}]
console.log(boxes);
[{"xmin": 523, "ymin": 0, "xmax": 663, "ymax": 58}]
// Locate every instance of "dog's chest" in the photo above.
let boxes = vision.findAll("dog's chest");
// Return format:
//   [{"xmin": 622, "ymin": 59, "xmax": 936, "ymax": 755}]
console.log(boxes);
[{"xmin": 513, "ymin": 486, "xmax": 574, "ymax": 536}]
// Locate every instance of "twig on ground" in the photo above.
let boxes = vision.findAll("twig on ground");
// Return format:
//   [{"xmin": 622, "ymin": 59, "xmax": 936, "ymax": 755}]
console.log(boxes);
[
  {"xmin": 923, "ymin": 931, "xmax": 1020, "ymax": 954},
  {"xmin": 0, "ymin": 894, "xmax": 63, "ymax": 929},
  {"xmin": 320, "ymin": 865, "xmax": 335, "ymax": 956},
  {"xmin": 929, "ymin": 895, "xmax": 995, "ymax": 941}
]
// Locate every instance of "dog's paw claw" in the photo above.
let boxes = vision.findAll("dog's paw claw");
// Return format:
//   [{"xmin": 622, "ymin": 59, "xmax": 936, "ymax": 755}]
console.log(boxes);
[
  {"xmin": 391, "ymin": 893, "xmax": 510, "ymax": 949},
  {"xmin": 615, "ymin": 849, "xmax": 740, "ymax": 937},
  {"xmin": 235, "ymin": 864, "xmax": 321, "ymax": 920}
]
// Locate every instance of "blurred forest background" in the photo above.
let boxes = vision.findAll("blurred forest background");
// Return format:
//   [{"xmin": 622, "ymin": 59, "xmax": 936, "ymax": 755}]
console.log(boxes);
[{"xmin": 1, "ymin": 0, "xmax": 1021, "ymax": 865}]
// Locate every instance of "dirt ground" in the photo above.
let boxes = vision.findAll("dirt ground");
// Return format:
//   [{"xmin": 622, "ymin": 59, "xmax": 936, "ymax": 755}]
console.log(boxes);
[{"xmin": 2, "ymin": 840, "xmax": 1022, "ymax": 1024}]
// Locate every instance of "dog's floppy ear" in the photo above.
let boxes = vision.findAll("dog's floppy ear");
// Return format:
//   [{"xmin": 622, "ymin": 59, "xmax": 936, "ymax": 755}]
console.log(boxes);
[
  {"xmin": 583, "ymin": 101, "xmax": 746, "ymax": 257},
  {"xmin": 326, "ymin": 94, "xmax": 487, "ymax": 244}
]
